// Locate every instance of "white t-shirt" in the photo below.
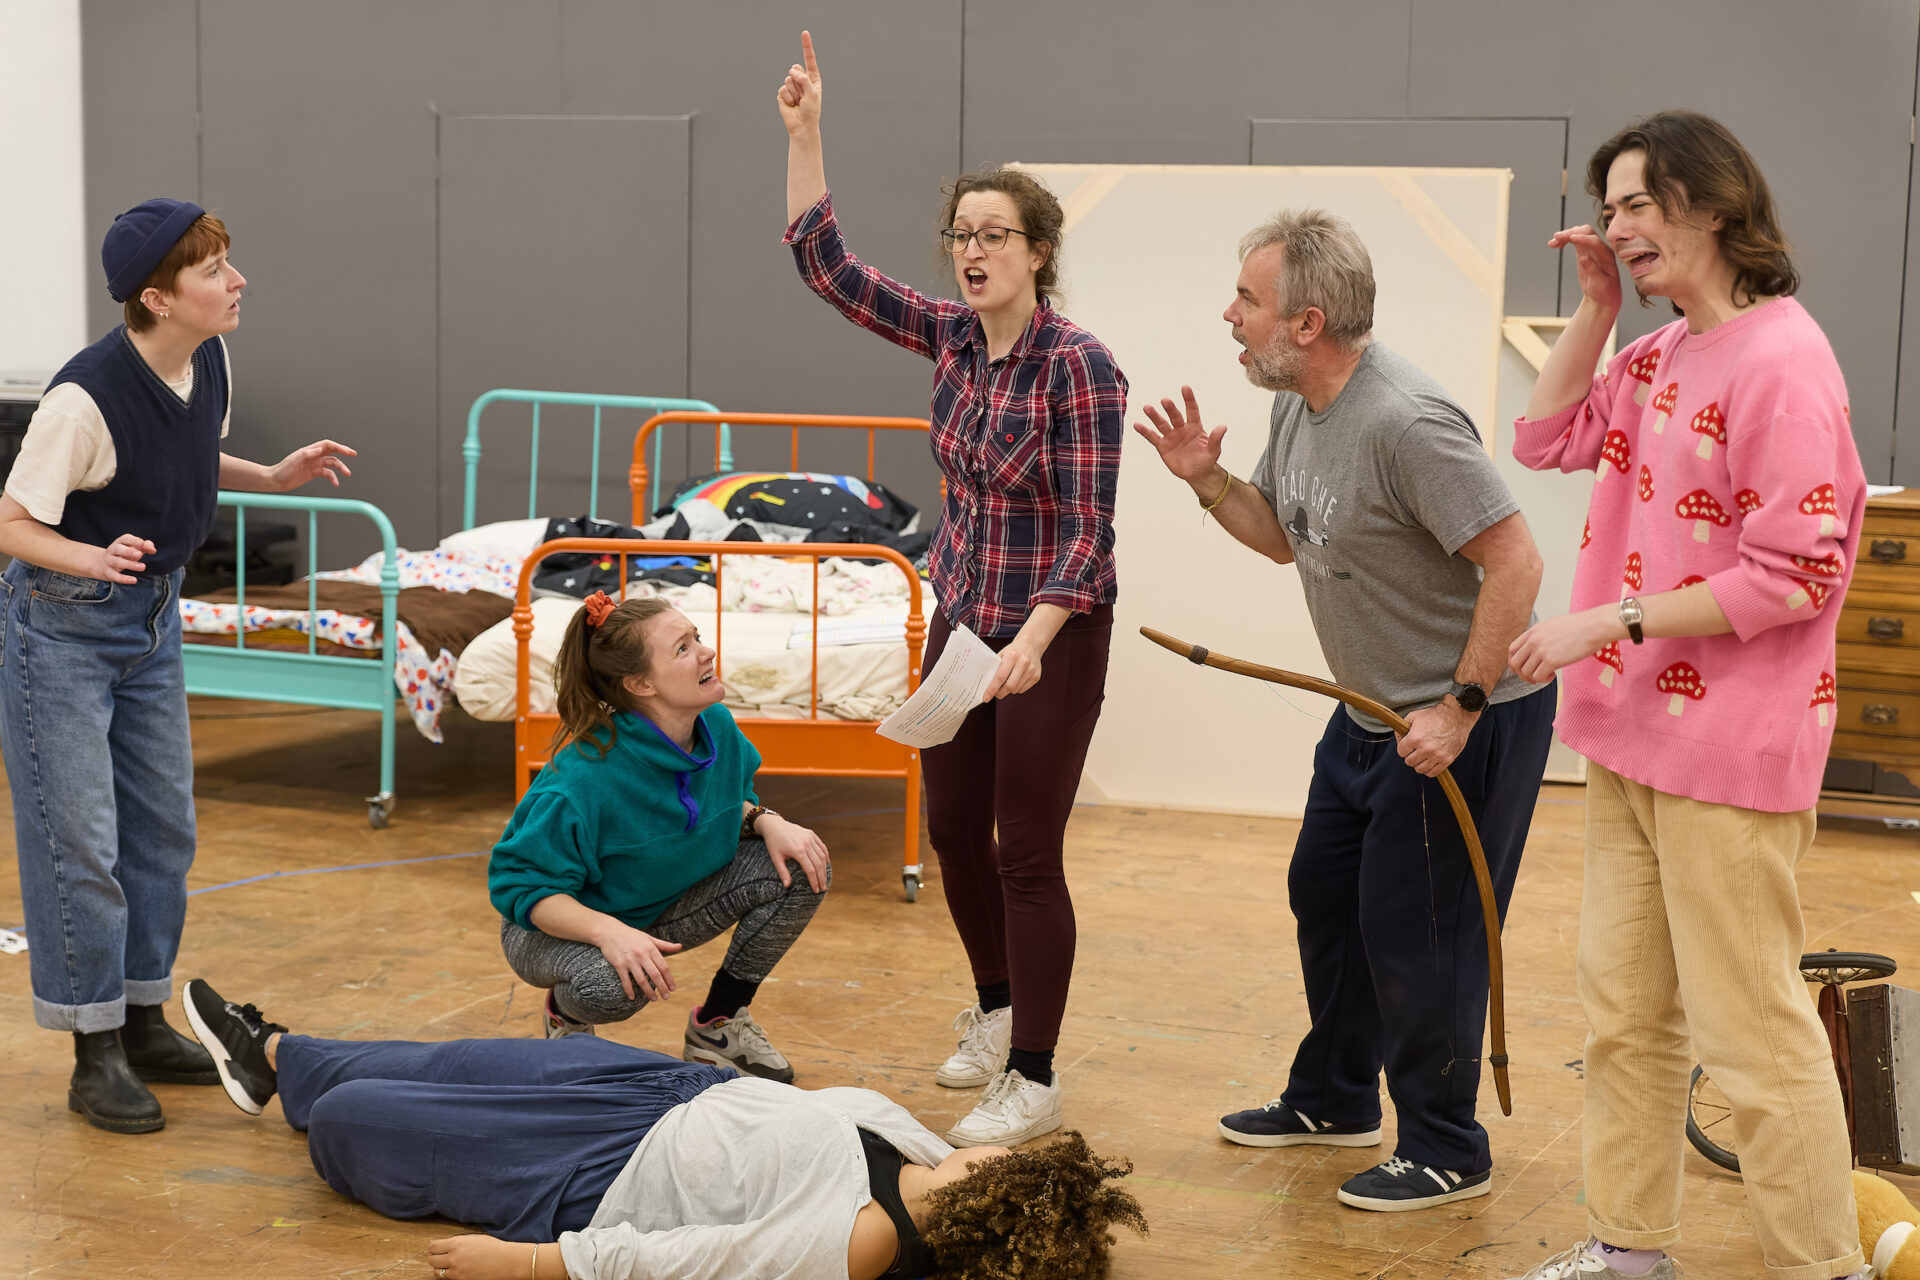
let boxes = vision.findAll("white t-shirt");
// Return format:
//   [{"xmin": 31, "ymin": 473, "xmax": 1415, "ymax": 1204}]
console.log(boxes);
[{"xmin": 4, "ymin": 335, "xmax": 232, "ymax": 526}]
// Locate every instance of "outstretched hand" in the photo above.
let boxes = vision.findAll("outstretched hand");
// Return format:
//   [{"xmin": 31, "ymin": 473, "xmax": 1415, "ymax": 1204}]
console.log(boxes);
[
  {"xmin": 269, "ymin": 439, "xmax": 356, "ymax": 491},
  {"xmin": 777, "ymin": 30, "xmax": 822, "ymax": 135},
  {"xmin": 1548, "ymin": 224, "xmax": 1623, "ymax": 313},
  {"xmin": 1133, "ymin": 386, "xmax": 1227, "ymax": 483}
]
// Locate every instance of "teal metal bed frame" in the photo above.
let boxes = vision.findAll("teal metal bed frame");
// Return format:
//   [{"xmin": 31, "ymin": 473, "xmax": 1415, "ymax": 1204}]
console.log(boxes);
[{"xmin": 182, "ymin": 389, "xmax": 724, "ymax": 828}]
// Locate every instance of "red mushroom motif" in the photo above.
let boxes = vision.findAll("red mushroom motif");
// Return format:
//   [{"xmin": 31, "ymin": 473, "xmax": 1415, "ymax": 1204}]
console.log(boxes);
[
  {"xmin": 1674, "ymin": 575, "xmax": 1706, "ymax": 589},
  {"xmin": 1785, "ymin": 578, "xmax": 1831, "ymax": 611},
  {"xmin": 1581, "ymin": 518, "xmax": 1592, "ymax": 549},
  {"xmin": 1735, "ymin": 489, "xmax": 1764, "ymax": 515},
  {"xmin": 1675, "ymin": 489, "xmax": 1732, "ymax": 544},
  {"xmin": 1623, "ymin": 551, "xmax": 1643, "ymax": 593},
  {"xmin": 1810, "ymin": 671, "xmax": 1837, "ymax": 727},
  {"xmin": 1649, "ymin": 382, "xmax": 1680, "ymax": 434},
  {"xmin": 1596, "ymin": 642, "xmax": 1624, "ymax": 688},
  {"xmin": 1792, "ymin": 551, "xmax": 1845, "ymax": 577},
  {"xmin": 1637, "ymin": 465, "xmax": 1655, "ymax": 503},
  {"xmin": 1598, "ymin": 429, "xmax": 1631, "ymax": 482},
  {"xmin": 1628, "ymin": 348, "xmax": 1662, "ymax": 406},
  {"xmin": 1691, "ymin": 402, "xmax": 1727, "ymax": 460},
  {"xmin": 1657, "ymin": 662, "xmax": 1706, "ymax": 717},
  {"xmin": 1800, "ymin": 483, "xmax": 1838, "ymax": 537}
]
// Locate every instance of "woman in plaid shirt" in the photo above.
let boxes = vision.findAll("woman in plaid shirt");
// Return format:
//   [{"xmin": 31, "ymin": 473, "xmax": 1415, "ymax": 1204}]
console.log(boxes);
[{"xmin": 779, "ymin": 32, "xmax": 1126, "ymax": 1148}]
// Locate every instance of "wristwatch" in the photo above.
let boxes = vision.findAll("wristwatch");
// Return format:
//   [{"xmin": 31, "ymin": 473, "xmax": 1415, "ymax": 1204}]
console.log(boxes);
[
  {"xmin": 1619, "ymin": 596, "xmax": 1646, "ymax": 645},
  {"xmin": 1448, "ymin": 680, "xmax": 1488, "ymax": 714}
]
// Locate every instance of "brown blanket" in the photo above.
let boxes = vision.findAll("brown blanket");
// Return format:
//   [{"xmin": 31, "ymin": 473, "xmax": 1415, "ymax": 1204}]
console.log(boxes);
[{"xmin": 191, "ymin": 583, "xmax": 513, "ymax": 658}]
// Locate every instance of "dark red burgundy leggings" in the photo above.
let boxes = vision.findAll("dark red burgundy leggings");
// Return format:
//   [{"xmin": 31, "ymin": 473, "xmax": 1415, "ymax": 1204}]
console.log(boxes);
[{"xmin": 920, "ymin": 605, "xmax": 1112, "ymax": 1053}]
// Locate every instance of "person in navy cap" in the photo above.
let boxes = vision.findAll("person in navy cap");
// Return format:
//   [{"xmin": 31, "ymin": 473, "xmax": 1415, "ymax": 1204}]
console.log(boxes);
[{"xmin": 0, "ymin": 198, "xmax": 356, "ymax": 1134}]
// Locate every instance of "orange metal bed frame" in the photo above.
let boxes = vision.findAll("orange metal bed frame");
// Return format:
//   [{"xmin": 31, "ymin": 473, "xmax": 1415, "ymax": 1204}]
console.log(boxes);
[{"xmin": 512, "ymin": 411, "xmax": 936, "ymax": 901}]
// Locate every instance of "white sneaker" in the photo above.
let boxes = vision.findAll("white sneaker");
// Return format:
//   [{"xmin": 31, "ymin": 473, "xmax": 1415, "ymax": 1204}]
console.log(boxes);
[
  {"xmin": 683, "ymin": 1007, "xmax": 794, "ymax": 1084},
  {"xmin": 945, "ymin": 1069, "xmax": 1063, "ymax": 1147},
  {"xmin": 935, "ymin": 1004, "xmax": 1012, "ymax": 1088}
]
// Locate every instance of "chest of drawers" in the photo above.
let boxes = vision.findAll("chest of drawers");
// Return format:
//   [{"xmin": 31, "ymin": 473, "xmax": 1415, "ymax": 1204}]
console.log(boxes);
[{"xmin": 1821, "ymin": 489, "xmax": 1920, "ymax": 819}]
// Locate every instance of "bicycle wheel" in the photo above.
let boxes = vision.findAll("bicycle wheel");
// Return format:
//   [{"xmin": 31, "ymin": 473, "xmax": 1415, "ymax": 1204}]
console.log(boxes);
[
  {"xmin": 1685, "ymin": 1065, "xmax": 1740, "ymax": 1173},
  {"xmin": 1798, "ymin": 950, "xmax": 1897, "ymax": 986}
]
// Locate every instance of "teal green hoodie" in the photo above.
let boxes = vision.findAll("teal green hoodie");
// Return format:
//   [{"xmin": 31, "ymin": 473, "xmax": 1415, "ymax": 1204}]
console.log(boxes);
[{"xmin": 489, "ymin": 705, "xmax": 762, "ymax": 930}]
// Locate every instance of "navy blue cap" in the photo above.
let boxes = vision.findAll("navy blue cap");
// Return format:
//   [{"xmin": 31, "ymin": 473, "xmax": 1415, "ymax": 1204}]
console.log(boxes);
[{"xmin": 102, "ymin": 198, "xmax": 208, "ymax": 303}]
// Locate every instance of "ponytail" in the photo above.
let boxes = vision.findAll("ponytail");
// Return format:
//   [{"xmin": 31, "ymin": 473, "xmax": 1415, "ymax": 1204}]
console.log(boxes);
[{"xmin": 551, "ymin": 595, "xmax": 677, "ymax": 757}]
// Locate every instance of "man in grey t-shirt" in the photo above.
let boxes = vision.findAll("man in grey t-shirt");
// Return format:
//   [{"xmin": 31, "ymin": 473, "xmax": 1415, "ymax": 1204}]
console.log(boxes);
[{"xmin": 1137, "ymin": 209, "xmax": 1556, "ymax": 1212}]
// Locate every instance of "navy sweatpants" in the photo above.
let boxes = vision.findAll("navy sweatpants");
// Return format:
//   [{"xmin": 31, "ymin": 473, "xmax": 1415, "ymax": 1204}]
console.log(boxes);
[
  {"xmin": 1280, "ymin": 683, "xmax": 1555, "ymax": 1174},
  {"xmin": 277, "ymin": 1034, "xmax": 735, "ymax": 1241}
]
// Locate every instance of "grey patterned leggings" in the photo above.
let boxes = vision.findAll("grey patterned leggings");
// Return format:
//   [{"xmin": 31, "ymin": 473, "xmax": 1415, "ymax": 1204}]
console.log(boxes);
[{"xmin": 500, "ymin": 839, "xmax": 829, "ymax": 1025}]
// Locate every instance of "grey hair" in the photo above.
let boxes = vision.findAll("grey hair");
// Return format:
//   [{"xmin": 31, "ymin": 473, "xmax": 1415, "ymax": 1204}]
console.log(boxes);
[{"xmin": 1238, "ymin": 209, "xmax": 1376, "ymax": 349}]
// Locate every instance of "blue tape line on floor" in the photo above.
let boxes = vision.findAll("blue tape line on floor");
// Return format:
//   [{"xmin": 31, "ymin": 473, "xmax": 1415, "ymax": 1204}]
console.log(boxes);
[{"xmin": 186, "ymin": 850, "xmax": 489, "ymax": 897}]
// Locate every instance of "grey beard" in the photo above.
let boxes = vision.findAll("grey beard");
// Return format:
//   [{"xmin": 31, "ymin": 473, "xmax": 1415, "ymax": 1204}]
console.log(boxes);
[{"xmin": 1243, "ymin": 338, "xmax": 1305, "ymax": 393}]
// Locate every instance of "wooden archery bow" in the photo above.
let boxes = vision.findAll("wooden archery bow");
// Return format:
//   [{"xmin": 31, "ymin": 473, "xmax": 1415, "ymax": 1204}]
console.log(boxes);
[{"xmin": 1140, "ymin": 626, "xmax": 1513, "ymax": 1116}]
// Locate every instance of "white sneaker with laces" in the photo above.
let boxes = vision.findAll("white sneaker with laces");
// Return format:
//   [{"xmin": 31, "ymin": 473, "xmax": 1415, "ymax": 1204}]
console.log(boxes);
[
  {"xmin": 1503, "ymin": 1240, "xmax": 1682, "ymax": 1279},
  {"xmin": 935, "ymin": 1004, "xmax": 1012, "ymax": 1088},
  {"xmin": 945, "ymin": 1068, "xmax": 1063, "ymax": 1147},
  {"xmin": 683, "ymin": 1007, "xmax": 794, "ymax": 1084}
]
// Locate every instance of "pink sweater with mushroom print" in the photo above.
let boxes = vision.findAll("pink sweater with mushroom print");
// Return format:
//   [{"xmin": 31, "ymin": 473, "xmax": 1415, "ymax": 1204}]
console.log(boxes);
[{"xmin": 1512, "ymin": 298, "xmax": 1865, "ymax": 812}]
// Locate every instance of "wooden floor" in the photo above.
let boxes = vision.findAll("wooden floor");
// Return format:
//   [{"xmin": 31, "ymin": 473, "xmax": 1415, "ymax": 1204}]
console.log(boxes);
[{"xmin": 2, "ymin": 700, "xmax": 1917, "ymax": 1279}]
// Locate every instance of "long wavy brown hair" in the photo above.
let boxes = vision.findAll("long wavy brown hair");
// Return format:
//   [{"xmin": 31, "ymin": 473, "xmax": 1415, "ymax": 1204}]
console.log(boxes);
[
  {"xmin": 921, "ymin": 1131, "xmax": 1148, "ymax": 1280},
  {"xmin": 551, "ymin": 596, "xmax": 676, "ymax": 758},
  {"xmin": 1587, "ymin": 110, "xmax": 1798, "ymax": 311}
]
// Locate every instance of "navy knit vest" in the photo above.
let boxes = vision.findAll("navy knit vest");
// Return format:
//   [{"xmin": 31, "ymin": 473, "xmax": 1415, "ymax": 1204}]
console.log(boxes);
[{"xmin": 47, "ymin": 327, "xmax": 226, "ymax": 577}]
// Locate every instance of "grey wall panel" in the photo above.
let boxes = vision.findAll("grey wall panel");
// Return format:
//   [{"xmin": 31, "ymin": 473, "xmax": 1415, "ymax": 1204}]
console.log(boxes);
[
  {"xmin": 439, "ymin": 115, "xmax": 690, "ymax": 529},
  {"xmin": 961, "ymin": 0, "xmax": 1413, "ymax": 167},
  {"xmin": 194, "ymin": 0, "xmax": 564, "ymax": 554},
  {"xmin": 1409, "ymin": 0, "xmax": 1918, "ymax": 481},
  {"xmin": 557, "ymin": 2, "xmax": 962, "ymax": 511},
  {"xmin": 80, "ymin": 0, "xmax": 200, "ymax": 337},
  {"xmin": 1251, "ymin": 117, "xmax": 1567, "ymax": 317}
]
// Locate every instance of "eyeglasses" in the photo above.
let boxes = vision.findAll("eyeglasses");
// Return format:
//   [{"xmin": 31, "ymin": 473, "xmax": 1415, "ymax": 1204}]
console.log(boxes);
[{"xmin": 940, "ymin": 226, "xmax": 1033, "ymax": 253}]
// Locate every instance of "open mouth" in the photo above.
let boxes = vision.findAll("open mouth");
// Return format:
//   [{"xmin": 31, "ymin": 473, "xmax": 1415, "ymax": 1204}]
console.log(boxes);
[
  {"xmin": 1623, "ymin": 249, "xmax": 1661, "ymax": 278},
  {"xmin": 698, "ymin": 668, "xmax": 716, "ymax": 686},
  {"xmin": 964, "ymin": 268, "xmax": 987, "ymax": 295}
]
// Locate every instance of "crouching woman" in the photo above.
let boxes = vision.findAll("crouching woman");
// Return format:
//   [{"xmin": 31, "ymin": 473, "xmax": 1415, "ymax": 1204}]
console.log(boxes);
[{"xmin": 491, "ymin": 592, "xmax": 831, "ymax": 1081}]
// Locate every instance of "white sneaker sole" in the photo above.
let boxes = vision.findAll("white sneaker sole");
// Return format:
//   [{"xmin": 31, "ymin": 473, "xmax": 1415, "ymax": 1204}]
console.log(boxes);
[
  {"xmin": 182, "ymin": 989, "xmax": 265, "ymax": 1117},
  {"xmin": 1335, "ymin": 1177, "xmax": 1491, "ymax": 1212},
  {"xmin": 946, "ymin": 1108, "xmax": 1063, "ymax": 1147},
  {"xmin": 934, "ymin": 1063, "xmax": 999, "ymax": 1088},
  {"xmin": 1217, "ymin": 1121, "xmax": 1383, "ymax": 1148}
]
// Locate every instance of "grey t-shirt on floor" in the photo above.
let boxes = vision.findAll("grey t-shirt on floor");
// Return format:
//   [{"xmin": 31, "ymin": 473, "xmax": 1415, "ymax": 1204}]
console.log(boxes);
[{"xmin": 1249, "ymin": 341, "xmax": 1535, "ymax": 731}]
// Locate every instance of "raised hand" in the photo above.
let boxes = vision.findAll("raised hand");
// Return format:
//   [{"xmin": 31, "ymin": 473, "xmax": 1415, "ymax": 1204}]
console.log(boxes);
[
  {"xmin": 269, "ymin": 439, "xmax": 356, "ymax": 491},
  {"xmin": 1549, "ymin": 224, "xmax": 1623, "ymax": 313},
  {"xmin": 1133, "ymin": 386, "xmax": 1227, "ymax": 483},
  {"xmin": 777, "ymin": 30, "xmax": 822, "ymax": 136}
]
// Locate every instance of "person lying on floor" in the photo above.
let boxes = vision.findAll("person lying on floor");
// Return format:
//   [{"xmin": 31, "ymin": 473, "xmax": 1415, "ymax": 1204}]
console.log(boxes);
[
  {"xmin": 490, "ymin": 591, "xmax": 831, "ymax": 1080},
  {"xmin": 181, "ymin": 979, "xmax": 1148, "ymax": 1280}
]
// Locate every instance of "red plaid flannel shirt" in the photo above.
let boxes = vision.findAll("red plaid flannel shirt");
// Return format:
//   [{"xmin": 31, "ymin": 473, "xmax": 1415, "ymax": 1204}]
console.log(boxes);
[{"xmin": 786, "ymin": 193, "xmax": 1125, "ymax": 638}]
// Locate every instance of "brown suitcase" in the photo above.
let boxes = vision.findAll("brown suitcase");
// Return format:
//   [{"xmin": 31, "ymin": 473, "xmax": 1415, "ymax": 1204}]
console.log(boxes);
[{"xmin": 1849, "ymin": 982, "xmax": 1920, "ymax": 1174}]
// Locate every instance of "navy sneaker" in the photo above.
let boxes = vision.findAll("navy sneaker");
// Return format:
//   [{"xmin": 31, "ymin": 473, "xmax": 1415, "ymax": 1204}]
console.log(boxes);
[
  {"xmin": 182, "ymin": 980, "xmax": 286, "ymax": 1116},
  {"xmin": 1218, "ymin": 1100, "xmax": 1383, "ymax": 1148},
  {"xmin": 1336, "ymin": 1156, "xmax": 1492, "ymax": 1211}
]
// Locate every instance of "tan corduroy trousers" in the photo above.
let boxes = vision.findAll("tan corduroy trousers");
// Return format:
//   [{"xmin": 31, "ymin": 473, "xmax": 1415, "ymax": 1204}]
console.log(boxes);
[{"xmin": 1577, "ymin": 764, "xmax": 1862, "ymax": 1280}]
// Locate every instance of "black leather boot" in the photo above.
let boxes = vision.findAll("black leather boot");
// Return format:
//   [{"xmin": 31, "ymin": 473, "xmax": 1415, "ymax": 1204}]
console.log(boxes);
[
  {"xmin": 122, "ymin": 1002, "xmax": 219, "ymax": 1085},
  {"xmin": 69, "ymin": 1030, "xmax": 164, "ymax": 1134}
]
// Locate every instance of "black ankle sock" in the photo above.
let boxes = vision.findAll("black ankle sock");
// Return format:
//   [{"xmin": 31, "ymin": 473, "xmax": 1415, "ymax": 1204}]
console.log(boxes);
[
  {"xmin": 699, "ymin": 969, "xmax": 760, "ymax": 1024},
  {"xmin": 975, "ymin": 980, "xmax": 1011, "ymax": 1014},
  {"xmin": 1006, "ymin": 1047, "xmax": 1054, "ymax": 1087}
]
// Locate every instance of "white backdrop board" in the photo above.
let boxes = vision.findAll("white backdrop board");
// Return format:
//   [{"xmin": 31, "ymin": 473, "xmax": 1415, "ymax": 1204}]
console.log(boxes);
[{"xmin": 1018, "ymin": 164, "xmax": 1511, "ymax": 817}]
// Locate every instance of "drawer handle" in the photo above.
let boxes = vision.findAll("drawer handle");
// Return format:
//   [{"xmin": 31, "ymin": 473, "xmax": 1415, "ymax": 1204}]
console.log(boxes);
[
  {"xmin": 1868, "ymin": 616, "xmax": 1906, "ymax": 640},
  {"xmin": 1870, "ymin": 538, "xmax": 1908, "ymax": 562},
  {"xmin": 1863, "ymin": 703, "xmax": 1901, "ymax": 725}
]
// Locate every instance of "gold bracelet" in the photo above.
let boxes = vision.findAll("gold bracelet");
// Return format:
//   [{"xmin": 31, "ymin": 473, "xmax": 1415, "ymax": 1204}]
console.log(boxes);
[
  {"xmin": 530, "ymin": 1242, "xmax": 539, "ymax": 1280},
  {"xmin": 1200, "ymin": 470, "xmax": 1234, "ymax": 514}
]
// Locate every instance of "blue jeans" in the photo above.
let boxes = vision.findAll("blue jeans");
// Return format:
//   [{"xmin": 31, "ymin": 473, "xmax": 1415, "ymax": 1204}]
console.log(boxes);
[
  {"xmin": 280, "ymin": 1034, "xmax": 734, "ymax": 1240},
  {"xmin": 1281, "ymin": 683, "xmax": 1557, "ymax": 1174},
  {"xmin": 0, "ymin": 559, "xmax": 195, "ymax": 1031}
]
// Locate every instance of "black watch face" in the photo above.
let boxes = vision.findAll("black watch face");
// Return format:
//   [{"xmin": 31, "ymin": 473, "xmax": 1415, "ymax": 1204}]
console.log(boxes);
[{"xmin": 1455, "ymin": 685, "xmax": 1488, "ymax": 713}]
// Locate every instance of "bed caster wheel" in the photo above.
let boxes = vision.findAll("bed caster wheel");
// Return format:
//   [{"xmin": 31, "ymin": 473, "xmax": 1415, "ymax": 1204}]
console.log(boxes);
[
  {"xmin": 366, "ymin": 792, "xmax": 395, "ymax": 829},
  {"xmin": 902, "ymin": 873, "xmax": 920, "ymax": 903}
]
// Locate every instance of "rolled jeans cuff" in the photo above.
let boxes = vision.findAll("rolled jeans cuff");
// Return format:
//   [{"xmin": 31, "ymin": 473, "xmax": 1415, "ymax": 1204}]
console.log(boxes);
[{"xmin": 33, "ymin": 994, "xmax": 129, "ymax": 1033}]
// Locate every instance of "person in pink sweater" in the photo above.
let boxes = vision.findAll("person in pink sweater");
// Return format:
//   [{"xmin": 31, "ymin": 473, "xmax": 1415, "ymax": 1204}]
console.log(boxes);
[{"xmin": 1504, "ymin": 111, "xmax": 1867, "ymax": 1280}]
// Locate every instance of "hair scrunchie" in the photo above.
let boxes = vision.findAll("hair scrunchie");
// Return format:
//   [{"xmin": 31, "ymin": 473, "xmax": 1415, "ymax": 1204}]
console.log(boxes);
[{"xmin": 582, "ymin": 591, "xmax": 617, "ymax": 628}]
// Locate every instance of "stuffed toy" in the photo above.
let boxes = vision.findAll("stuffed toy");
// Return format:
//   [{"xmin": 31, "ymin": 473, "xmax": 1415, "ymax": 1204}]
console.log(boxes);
[{"xmin": 1855, "ymin": 1169, "xmax": 1920, "ymax": 1278}]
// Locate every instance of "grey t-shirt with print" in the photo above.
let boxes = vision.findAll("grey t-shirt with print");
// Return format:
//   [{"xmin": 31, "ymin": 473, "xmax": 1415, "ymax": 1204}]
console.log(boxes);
[{"xmin": 1249, "ymin": 341, "xmax": 1534, "ymax": 730}]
